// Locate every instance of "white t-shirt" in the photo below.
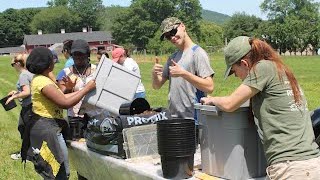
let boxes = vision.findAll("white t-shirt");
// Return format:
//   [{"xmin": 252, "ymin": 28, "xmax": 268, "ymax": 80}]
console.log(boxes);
[{"xmin": 123, "ymin": 58, "xmax": 145, "ymax": 93}]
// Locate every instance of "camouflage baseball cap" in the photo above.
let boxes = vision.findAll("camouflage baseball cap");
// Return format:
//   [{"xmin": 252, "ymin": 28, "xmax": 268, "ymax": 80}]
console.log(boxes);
[
  {"xmin": 224, "ymin": 36, "xmax": 251, "ymax": 79},
  {"xmin": 160, "ymin": 17, "xmax": 182, "ymax": 41}
]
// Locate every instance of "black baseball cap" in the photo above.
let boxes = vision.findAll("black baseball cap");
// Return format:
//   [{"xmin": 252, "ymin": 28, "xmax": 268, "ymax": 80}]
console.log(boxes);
[{"xmin": 71, "ymin": 39, "xmax": 89, "ymax": 54}]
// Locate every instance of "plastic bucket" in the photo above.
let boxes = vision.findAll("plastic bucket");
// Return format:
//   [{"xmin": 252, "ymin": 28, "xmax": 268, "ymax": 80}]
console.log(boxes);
[
  {"xmin": 161, "ymin": 155, "xmax": 194, "ymax": 179},
  {"xmin": 0, "ymin": 95, "xmax": 17, "ymax": 111}
]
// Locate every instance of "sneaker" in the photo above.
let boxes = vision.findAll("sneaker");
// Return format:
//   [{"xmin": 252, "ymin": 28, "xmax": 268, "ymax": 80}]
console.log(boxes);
[{"xmin": 10, "ymin": 152, "xmax": 21, "ymax": 160}]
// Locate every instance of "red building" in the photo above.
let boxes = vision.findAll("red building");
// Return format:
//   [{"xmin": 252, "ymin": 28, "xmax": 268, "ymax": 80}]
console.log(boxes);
[{"xmin": 23, "ymin": 29, "xmax": 114, "ymax": 53}]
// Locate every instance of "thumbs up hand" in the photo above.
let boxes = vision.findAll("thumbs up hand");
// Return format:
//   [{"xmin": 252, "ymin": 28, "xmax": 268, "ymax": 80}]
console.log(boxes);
[
  {"xmin": 169, "ymin": 59, "xmax": 185, "ymax": 77},
  {"xmin": 155, "ymin": 56, "xmax": 160, "ymax": 64},
  {"xmin": 152, "ymin": 56, "xmax": 163, "ymax": 76}
]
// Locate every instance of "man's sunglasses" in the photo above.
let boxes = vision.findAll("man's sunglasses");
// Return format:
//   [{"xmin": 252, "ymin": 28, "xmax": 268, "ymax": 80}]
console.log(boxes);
[{"xmin": 164, "ymin": 24, "xmax": 180, "ymax": 40}]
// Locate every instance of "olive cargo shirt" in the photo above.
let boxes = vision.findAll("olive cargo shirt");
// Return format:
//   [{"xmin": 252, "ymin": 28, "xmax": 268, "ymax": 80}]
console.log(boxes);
[{"xmin": 243, "ymin": 60, "xmax": 319, "ymax": 165}]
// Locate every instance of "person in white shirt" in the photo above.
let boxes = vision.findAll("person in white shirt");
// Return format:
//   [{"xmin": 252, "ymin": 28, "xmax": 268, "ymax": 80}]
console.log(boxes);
[{"xmin": 112, "ymin": 47, "xmax": 146, "ymax": 99}]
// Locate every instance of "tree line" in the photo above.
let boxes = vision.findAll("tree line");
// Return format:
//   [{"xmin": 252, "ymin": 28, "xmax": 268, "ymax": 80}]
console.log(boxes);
[{"xmin": 0, "ymin": 0, "xmax": 319, "ymax": 55}]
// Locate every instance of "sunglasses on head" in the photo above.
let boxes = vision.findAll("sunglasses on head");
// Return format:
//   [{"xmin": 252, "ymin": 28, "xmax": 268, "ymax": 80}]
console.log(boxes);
[{"xmin": 164, "ymin": 24, "xmax": 180, "ymax": 40}]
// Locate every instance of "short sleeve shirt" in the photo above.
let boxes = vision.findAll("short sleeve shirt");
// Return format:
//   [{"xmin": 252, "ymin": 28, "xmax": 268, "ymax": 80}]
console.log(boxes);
[
  {"xmin": 57, "ymin": 64, "xmax": 96, "ymax": 117},
  {"xmin": 31, "ymin": 75, "xmax": 63, "ymax": 119},
  {"xmin": 17, "ymin": 70, "xmax": 34, "ymax": 107},
  {"xmin": 123, "ymin": 58, "xmax": 145, "ymax": 93},
  {"xmin": 64, "ymin": 57, "xmax": 74, "ymax": 68},
  {"xmin": 243, "ymin": 60, "xmax": 319, "ymax": 165},
  {"xmin": 163, "ymin": 45, "xmax": 214, "ymax": 119}
]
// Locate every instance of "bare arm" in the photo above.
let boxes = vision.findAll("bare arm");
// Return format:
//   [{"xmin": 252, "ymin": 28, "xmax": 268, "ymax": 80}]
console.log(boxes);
[
  {"xmin": 152, "ymin": 57, "xmax": 167, "ymax": 89},
  {"xmin": 42, "ymin": 80, "xmax": 96, "ymax": 109},
  {"xmin": 170, "ymin": 60, "xmax": 214, "ymax": 93},
  {"xmin": 6, "ymin": 85, "xmax": 31, "ymax": 105},
  {"xmin": 201, "ymin": 84, "xmax": 259, "ymax": 112},
  {"xmin": 57, "ymin": 76, "xmax": 77, "ymax": 94},
  {"xmin": 182, "ymin": 71, "xmax": 214, "ymax": 93}
]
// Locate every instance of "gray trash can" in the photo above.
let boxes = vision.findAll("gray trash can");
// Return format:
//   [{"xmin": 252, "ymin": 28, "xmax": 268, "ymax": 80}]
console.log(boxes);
[{"xmin": 194, "ymin": 103, "xmax": 267, "ymax": 180}]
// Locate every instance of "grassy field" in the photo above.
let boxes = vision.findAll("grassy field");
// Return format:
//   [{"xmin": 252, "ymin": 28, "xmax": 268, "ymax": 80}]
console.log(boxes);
[{"xmin": 0, "ymin": 53, "xmax": 319, "ymax": 179}]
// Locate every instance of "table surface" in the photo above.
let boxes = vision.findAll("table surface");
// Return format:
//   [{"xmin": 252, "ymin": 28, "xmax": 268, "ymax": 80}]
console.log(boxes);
[{"xmin": 68, "ymin": 141, "xmax": 266, "ymax": 180}]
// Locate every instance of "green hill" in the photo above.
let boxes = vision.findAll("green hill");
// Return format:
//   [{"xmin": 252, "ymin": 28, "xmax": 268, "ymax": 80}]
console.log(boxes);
[
  {"xmin": 99, "ymin": 7, "xmax": 230, "ymax": 30},
  {"xmin": 201, "ymin": 9, "xmax": 231, "ymax": 25}
]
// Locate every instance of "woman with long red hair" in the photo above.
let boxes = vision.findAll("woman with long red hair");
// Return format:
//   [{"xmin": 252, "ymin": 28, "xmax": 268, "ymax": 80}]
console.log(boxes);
[{"xmin": 201, "ymin": 36, "xmax": 320, "ymax": 179}]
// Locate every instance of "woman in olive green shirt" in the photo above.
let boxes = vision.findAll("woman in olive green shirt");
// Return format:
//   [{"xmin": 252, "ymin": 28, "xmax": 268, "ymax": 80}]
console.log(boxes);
[{"xmin": 201, "ymin": 36, "xmax": 320, "ymax": 179}]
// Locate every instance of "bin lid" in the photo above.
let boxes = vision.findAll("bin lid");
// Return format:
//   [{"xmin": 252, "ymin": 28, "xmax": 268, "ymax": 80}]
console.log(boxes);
[
  {"xmin": 194, "ymin": 100, "xmax": 249, "ymax": 113},
  {"xmin": 80, "ymin": 55, "xmax": 141, "ymax": 116}
]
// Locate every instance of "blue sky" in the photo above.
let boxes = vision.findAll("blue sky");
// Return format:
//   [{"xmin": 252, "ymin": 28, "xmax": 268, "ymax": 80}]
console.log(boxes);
[{"xmin": 0, "ymin": 0, "xmax": 268, "ymax": 18}]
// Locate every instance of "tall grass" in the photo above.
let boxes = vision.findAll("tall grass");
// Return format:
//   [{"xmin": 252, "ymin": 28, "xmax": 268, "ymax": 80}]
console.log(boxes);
[{"xmin": 0, "ymin": 53, "xmax": 319, "ymax": 179}]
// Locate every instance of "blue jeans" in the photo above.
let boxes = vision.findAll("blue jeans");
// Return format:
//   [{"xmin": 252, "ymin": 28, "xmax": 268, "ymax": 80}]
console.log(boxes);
[
  {"xmin": 57, "ymin": 133, "xmax": 70, "ymax": 177},
  {"xmin": 134, "ymin": 92, "xmax": 146, "ymax": 99}
]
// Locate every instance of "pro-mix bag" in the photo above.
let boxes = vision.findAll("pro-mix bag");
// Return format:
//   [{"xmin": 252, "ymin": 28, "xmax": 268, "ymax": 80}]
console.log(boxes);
[
  {"xmin": 85, "ymin": 98, "xmax": 171, "ymax": 158},
  {"xmin": 116, "ymin": 107, "xmax": 171, "ymax": 129}
]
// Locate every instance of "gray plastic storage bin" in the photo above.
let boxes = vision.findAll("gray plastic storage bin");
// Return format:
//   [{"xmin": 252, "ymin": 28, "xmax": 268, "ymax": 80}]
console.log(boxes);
[
  {"xmin": 80, "ymin": 55, "xmax": 140, "ymax": 116},
  {"xmin": 194, "ymin": 103, "xmax": 267, "ymax": 180}
]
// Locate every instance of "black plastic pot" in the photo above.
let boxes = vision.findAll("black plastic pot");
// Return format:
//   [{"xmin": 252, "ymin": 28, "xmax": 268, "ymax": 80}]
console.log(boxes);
[
  {"xmin": 161, "ymin": 155, "xmax": 194, "ymax": 179},
  {"xmin": 0, "ymin": 95, "xmax": 17, "ymax": 111},
  {"xmin": 69, "ymin": 117, "xmax": 85, "ymax": 140},
  {"xmin": 157, "ymin": 118, "xmax": 196, "ymax": 179},
  {"xmin": 119, "ymin": 98, "xmax": 150, "ymax": 115}
]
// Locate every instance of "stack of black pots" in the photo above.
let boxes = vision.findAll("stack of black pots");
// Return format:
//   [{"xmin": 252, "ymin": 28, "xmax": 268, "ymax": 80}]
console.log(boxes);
[{"xmin": 157, "ymin": 118, "xmax": 196, "ymax": 179}]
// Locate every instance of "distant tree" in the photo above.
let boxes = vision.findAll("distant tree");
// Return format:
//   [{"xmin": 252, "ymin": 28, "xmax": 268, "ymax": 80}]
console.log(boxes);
[
  {"xmin": 112, "ymin": 7, "xmax": 157, "ymax": 49},
  {"xmin": 68, "ymin": 0, "xmax": 104, "ymax": 31},
  {"xmin": 223, "ymin": 12, "xmax": 262, "ymax": 41},
  {"xmin": 172, "ymin": 0, "xmax": 202, "ymax": 37},
  {"xmin": 30, "ymin": 6, "xmax": 80, "ymax": 34},
  {"xmin": 0, "ymin": 8, "xmax": 40, "ymax": 47},
  {"xmin": 261, "ymin": 0, "xmax": 320, "ymax": 55},
  {"xmin": 297, "ymin": 1, "xmax": 320, "ymax": 55},
  {"xmin": 46, "ymin": 0, "xmax": 103, "ymax": 31},
  {"xmin": 197, "ymin": 20, "xmax": 223, "ymax": 52},
  {"xmin": 98, "ymin": 6, "xmax": 128, "ymax": 32},
  {"xmin": 47, "ymin": 0, "xmax": 69, "ymax": 7},
  {"xmin": 112, "ymin": 0, "xmax": 202, "ymax": 49}
]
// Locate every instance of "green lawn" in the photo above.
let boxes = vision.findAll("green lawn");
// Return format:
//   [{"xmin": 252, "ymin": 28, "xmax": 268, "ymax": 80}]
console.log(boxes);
[{"xmin": 0, "ymin": 53, "xmax": 319, "ymax": 179}]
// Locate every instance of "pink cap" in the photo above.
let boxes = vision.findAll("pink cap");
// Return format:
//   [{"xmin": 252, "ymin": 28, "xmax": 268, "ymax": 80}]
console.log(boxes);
[{"xmin": 112, "ymin": 48, "xmax": 125, "ymax": 62}]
